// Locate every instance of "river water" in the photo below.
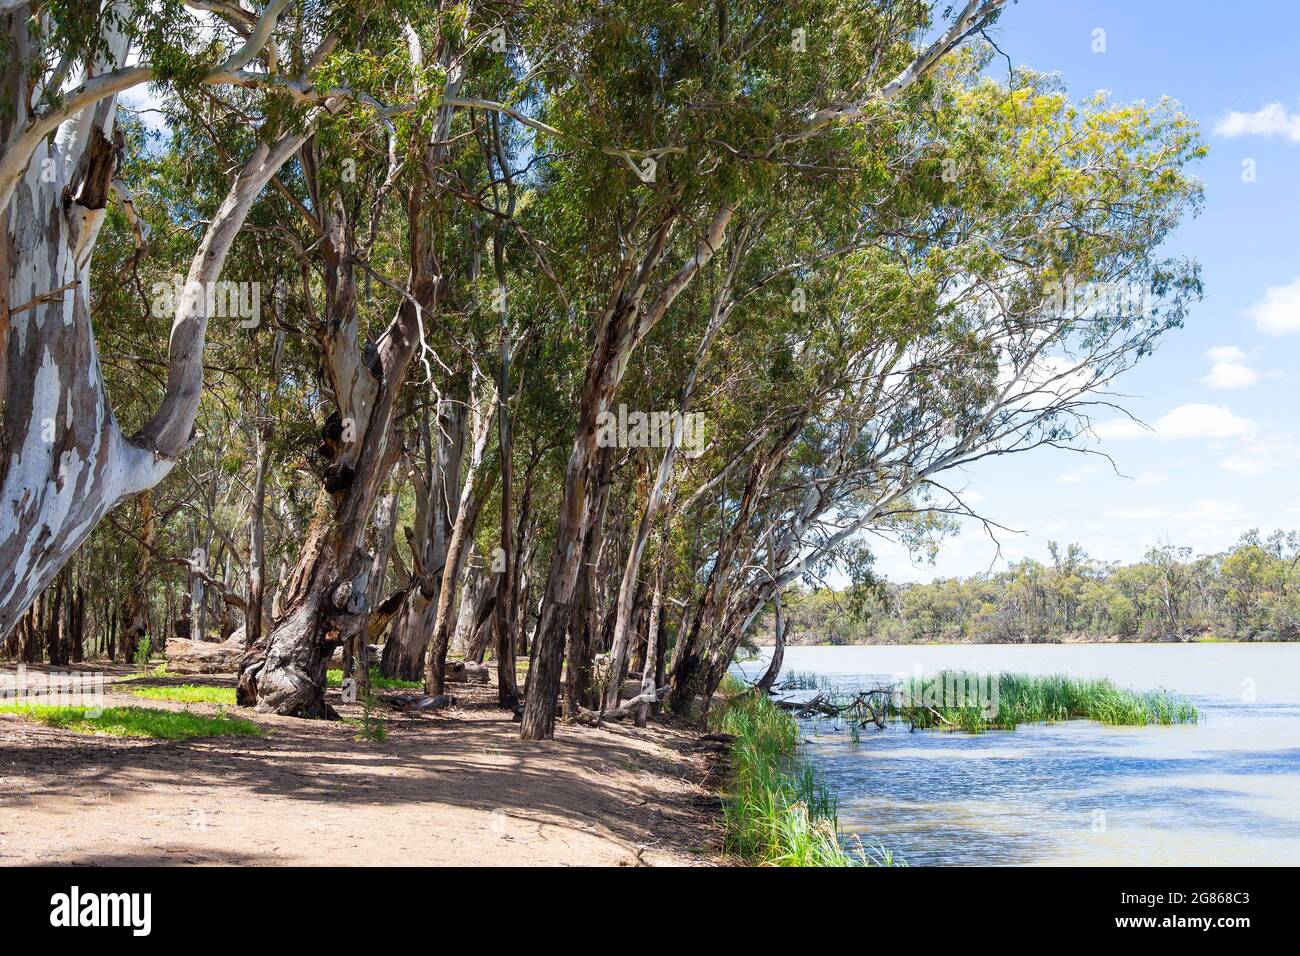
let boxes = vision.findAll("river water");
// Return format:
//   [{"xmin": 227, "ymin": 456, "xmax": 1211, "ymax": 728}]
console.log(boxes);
[{"xmin": 734, "ymin": 644, "xmax": 1300, "ymax": 866}]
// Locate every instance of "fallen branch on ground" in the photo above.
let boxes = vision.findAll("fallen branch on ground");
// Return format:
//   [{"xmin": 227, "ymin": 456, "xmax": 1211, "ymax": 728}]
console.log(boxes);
[{"xmin": 572, "ymin": 685, "xmax": 671, "ymax": 725}]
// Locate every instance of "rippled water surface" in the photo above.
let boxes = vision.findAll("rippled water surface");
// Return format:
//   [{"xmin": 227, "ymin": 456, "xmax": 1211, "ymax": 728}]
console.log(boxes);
[{"xmin": 735, "ymin": 644, "xmax": 1300, "ymax": 866}]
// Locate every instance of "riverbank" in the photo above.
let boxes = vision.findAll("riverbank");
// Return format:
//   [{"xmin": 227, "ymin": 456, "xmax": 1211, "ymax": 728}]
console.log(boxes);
[
  {"xmin": 761, "ymin": 635, "xmax": 1277, "ymax": 647},
  {"xmin": 0, "ymin": 666, "xmax": 721, "ymax": 866},
  {"xmin": 710, "ymin": 678, "xmax": 874, "ymax": 865}
]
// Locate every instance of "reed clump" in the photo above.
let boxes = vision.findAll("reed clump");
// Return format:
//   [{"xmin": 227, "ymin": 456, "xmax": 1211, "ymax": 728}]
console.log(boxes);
[
  {"xmin": 712, "ymin": 677, "xmax": 870, "ymax": 866},
  {"xmin": 890, "ymin": 671, "xmax": 1199, "ymax": 732}
]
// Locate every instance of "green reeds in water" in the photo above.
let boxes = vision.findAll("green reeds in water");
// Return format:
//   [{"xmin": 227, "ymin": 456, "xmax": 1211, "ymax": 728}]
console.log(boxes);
[
  {"xmin": 712, "ymin": 678, "xmax": 889, "ymax": 866},
  {"xmin": 890, "ymin": 671, "xmax": 1199, "ymax": 732}
]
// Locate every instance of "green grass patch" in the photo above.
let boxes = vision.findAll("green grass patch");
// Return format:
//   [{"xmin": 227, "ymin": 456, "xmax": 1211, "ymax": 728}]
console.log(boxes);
[
  {"xmin": 711, "ymin": 677, "xmax": 882, "ymax": 867},
  {"xmin": 889, "ymin": 671, "xmax": 1199, "ymax": 732},
  {"xmin": 326, "ymin": 667, "xmax": 421, "ymax": 690},
  {"xmin": 128, "ymin": 684, "xmax": 236, "ymax": 705},
  {"xmin": 0, "ymin": 704, "xmax": 263, "ymax": 739}
]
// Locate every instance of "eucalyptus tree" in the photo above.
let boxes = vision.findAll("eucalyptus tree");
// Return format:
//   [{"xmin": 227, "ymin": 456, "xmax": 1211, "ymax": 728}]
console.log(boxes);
[
  {"xmin": 235, "ymin": 0, "xmax": 560, "ymax": 714},
  {"xmin": 517, "ymin": 0, "xmax": 1011, "ymax": 739},
  {"xmin": 235, "ymin": 2, "xmax": 479, "ymax": 714},
  {"xmin": 0, "ymin": 0, "xmax": 345, "ymax": 638},
  {"xmin": 665, "ymin": 68, "xmax": 1205, "ymax": 709}
]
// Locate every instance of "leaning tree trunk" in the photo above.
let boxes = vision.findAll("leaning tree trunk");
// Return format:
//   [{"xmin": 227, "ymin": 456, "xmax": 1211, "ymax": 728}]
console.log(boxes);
[
  {"xmin": 601, "ymin": 267, "xmax": 734, "ymax": 712},
  {"xmin": 755, "ymin": 588, "xmax": 786, "ymax": 694},
  {"xmin": 520, "ymin": 205, "xmax": 734, "ymax": 740},
  {"xmin": 669, "ymin": 420, "xmax": 803, "ymax": 716},
  {"xmin": 237, "ymin": 410, "xmax": 407, "ymax": 716}
]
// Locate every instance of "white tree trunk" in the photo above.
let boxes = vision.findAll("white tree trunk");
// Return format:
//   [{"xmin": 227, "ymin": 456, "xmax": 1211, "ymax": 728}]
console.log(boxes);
[{"xmin": 0, "ymin": 72, "xmax": 308, "ymax": 637}]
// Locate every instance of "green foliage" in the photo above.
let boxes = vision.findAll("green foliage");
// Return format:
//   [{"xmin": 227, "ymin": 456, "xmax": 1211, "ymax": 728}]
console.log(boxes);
[
  {"xmin": 0, "ymin": 704, "xmax": 263, "ymax": 739},
  {"xmin": 342, "ymin": 689, "xmax": 389, "ymax": 743},
  {"xmin": 133, "ymin": 636, "xmax": 153, "ymax": 668},
  {"xmin": 326, "ymin": 667, "xmax": 420, "ymax": 690},
  {"xmin": 9, "ymin": 2, "xmax": 1210, "ymax": 767}
]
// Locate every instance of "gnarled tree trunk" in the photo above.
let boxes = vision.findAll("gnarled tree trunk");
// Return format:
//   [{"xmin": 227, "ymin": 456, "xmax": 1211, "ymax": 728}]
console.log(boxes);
[{"xmin": 238, "ymin": 196, "xmax": 424, "ymax": 716}]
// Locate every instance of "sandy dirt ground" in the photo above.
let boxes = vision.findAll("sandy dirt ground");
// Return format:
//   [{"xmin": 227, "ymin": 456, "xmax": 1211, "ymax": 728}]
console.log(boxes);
[{"xmin": 0, "ymin": 666, "xmax": 722, "ymax": 866}]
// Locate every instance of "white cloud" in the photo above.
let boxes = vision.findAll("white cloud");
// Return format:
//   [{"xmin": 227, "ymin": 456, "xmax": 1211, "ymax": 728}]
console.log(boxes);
[
  {"xmin": 1220, "ymin": 455, "xmax": 1264, "ymax": 477},
  {"xmin": 1213, "ymin": 102, "xmax": 1300, "ymax": 142},
  {"xmin": 1219, "ymin": 433, "xmax": 1300, "ymax": 477},
  {"xmin": 1244, "ymin": 278, "xmax": 1300, "ymax": 335},
  {"xmin": 1134, "ymin": 470, "xmax": 1167, "ymax": 487},
  {"xmin": 1094, "ymin": 404, "xmax": 1254, "ymax": 442},
  {"xmin": 1201, "ymin": 345, "xmax": 1259, "ymax": 389},
  {"xmin": 1156, "ymin": 404, "xmax": 1255, "ymax": 440},
  {"xmin": 1206, "ymin": 346, "xmax": 1245, "ymax": 364}
]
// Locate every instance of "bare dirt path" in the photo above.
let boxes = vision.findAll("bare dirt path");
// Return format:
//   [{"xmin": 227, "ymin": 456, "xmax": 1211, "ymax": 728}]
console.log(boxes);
[{"xmin": 0, "ymin": 668, "xmax": 721, "ymax": 866}]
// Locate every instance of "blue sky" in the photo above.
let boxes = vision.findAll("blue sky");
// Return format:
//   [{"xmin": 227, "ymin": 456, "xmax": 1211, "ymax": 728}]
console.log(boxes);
[{"xmin": 869, "ymin": 0, "xmax": 1300, "ymax": 582}]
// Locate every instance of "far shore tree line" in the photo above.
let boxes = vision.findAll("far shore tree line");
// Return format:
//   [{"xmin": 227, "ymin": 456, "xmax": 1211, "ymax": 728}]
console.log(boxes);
[
  {"xmin": 2, "ymin": 1, "xmax": 1206, "ymax": 734},
  {"xmin": 769, "ymin": 532, "xmax": 1300, "ymax": 646}
]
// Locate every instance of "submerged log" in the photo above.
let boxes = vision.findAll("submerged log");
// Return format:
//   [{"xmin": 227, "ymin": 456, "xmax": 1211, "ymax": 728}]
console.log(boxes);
[{"xmin": 768, "ymin": 688, "xmax": 823, "ymax": 710}]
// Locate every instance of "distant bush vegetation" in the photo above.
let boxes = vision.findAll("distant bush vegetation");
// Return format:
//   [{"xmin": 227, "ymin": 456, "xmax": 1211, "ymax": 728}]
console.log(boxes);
[{"xmin": 768, "ymin": 530, "xmax": 1300, "ymax": 644}]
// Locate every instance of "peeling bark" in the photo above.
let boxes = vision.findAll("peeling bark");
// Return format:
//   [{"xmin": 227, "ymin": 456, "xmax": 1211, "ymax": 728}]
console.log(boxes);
[{"xmin": 0, "ymin": 47, "xmax": 309, "ymax": 637}]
